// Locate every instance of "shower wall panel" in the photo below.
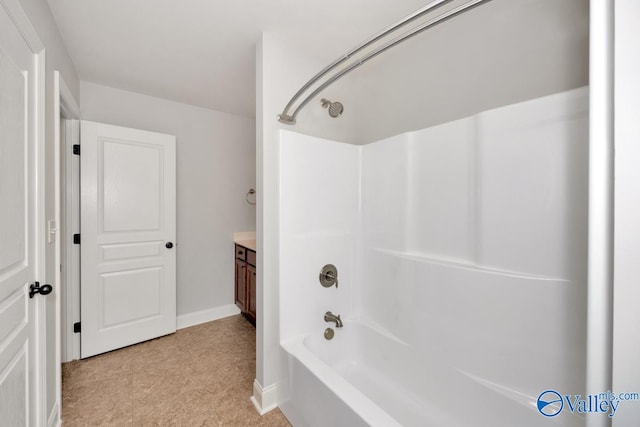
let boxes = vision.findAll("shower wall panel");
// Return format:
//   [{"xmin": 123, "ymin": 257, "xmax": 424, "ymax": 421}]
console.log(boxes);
[
  {"xmin": 407, "ymin": 118, "xmax": 477, "ymax": 261},
  {"xmin": 360, "ymin": 134, "xmax": 410, "ymax": 252},
  {"xmin": 279, "ymin": 131, "xmax": 360, "ymax": 342},
  {"xmin": 278, "ymin": 87, "xmax": 588, "ymax": 409},
  {"xmin": 360, "ymin": 87, "xmax": 588, "ymax": 399},
  {"xmin": 477, "ymin": 89, "xmax": 588, "ymax": 279}
]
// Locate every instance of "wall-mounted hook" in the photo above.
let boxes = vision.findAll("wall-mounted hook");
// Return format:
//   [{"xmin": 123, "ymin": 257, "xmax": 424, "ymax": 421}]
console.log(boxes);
[{"xmin": 246, "ymin": 188, "xmax": 256, "ymax": 205}]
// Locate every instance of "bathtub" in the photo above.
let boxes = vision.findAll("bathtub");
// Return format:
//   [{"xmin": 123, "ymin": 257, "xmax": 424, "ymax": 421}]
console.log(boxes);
[{"xmin": 280, "ymin": 320, "xmax": 580, "ymax": 427}]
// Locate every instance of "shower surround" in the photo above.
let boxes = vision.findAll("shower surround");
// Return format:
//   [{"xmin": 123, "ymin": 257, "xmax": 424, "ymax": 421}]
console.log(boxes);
[{"xmin": 277, "ymin": 88, "xmax": 588, "ymax": 426}]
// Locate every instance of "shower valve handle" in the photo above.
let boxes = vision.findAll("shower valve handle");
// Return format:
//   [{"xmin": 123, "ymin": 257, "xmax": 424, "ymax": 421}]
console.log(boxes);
[{"xmin": 319, "ymin": 264, "xmax": 338, "ymax": 288}]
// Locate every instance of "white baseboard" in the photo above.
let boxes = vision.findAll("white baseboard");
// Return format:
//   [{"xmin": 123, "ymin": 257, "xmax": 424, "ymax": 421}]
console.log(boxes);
[
  {"xmin": 48, "ymin": 402, "xmax": 60, "ymax": 427},
  {"xmin": 250, "ymin": 379, "xmax": 278, "ymax": 415},
  {"xmin": 176, "ymin": 304, "xmax": 240, "ymax": 330}
]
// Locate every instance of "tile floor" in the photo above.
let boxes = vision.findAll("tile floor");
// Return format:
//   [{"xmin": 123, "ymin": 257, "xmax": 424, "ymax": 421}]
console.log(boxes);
[{"xmin": 62, "ymin": 315, "xmax": 291, "ymax": 426}]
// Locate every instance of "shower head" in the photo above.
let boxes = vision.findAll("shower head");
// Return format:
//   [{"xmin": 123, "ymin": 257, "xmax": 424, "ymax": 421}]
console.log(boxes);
[{"xmin": 320, "ymin": 98, "xmax": 344, "ymax": 118}]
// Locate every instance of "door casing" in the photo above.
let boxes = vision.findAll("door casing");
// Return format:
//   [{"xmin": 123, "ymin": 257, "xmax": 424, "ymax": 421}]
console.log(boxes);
[{"xmin": 53, "ymin": 70, "xmax": 80, "ymax": 427}]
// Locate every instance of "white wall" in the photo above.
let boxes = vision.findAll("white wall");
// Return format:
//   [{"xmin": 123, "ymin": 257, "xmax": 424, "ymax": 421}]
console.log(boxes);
[
  {"xmin": 80, "ymin": 81, "xmax": 256, "ymax": 318},
  {"xmin": 613, "ymin": 1, "xmax": 640, "ymax": 425},
  {"xmin": 349, "ymin": 0, "xmax": 589, "ymax": 143},
  {"xmin": 16, "ymin": 0, "xmax": 80, "ymax": 419},
  {"xmin": 255, "ymin": 32, "xmax": 359, "ymax": 411}
]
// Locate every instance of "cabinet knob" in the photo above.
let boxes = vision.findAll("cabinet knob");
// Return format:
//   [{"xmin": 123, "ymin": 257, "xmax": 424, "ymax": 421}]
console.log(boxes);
[{"xmin": 166, "ymin": 242, "xmax": 174, "ymax": 249}]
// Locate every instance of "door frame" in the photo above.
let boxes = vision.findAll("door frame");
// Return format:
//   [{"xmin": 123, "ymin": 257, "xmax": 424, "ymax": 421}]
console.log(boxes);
[
  {"xmin": 54, "ymin": 71, "xmax": 80, "ymax": 363},
  {"xmin": 53, "ymin": 70, "xmax": 80, "ymax": 425},
  {"xmin": 0, "ymin": 0, "xmax": 46, "ymax": 424}
]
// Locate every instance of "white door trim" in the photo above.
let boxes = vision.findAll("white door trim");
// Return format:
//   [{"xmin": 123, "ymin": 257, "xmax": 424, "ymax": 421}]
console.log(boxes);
[
  {"xmin": 53, "ymin": 70, "xmax": 80, "ymax": 427},
  {"xmin": 59, "ymin": 119, "xmax": 80, "ymax": 363},
  {"xmin": 0, "ymin": 0, "xmax": 45, "ymax": 53},
  {"xmin": 0, "ymin": 0, "xmax": 46, "ymax": 424},
  {"xmin": 56, "ymin": 72, "xmax": 80, "ymax": 120},
  {"xmin": 61, "ymin": 118, "xmax": 80, "ymax": 363},
  {"xmin": 54, "ymin": 72, "xmax": 80, "ymax": 364}
]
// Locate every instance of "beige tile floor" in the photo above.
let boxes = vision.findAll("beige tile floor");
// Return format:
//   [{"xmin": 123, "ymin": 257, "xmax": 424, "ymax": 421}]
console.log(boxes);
[{"xmin": 62, "ymin": 315, "xmax": 291, "ymax": 426}]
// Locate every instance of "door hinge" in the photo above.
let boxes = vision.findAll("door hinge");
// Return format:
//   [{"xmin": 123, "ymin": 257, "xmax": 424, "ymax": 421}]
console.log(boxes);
[
  {"xmin": 73, "ymin": 322, "xmax": 81, "ymax": 333},
  {"xmin": 73, "ymin": 234, "xmax": 80, "ymax": 244},
  {"xmin": 73, "ymin": 144, "xmax": 80, "ymax": 155}
]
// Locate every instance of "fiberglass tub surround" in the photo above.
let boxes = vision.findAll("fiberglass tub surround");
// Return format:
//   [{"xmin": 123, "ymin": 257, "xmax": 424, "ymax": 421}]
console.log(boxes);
[{"xmin": 278, "ymin": 88, "xmax": 588, "ymax": 427}]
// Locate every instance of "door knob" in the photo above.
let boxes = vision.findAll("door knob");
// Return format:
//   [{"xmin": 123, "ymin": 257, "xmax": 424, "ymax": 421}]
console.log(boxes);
[
  {"xmin": 165, "ymin": 242, "xmax": 174, "ymax": 249},
  {"xmin": 29, "ymin": 282, "xmax": 53, "ymax": 298}
]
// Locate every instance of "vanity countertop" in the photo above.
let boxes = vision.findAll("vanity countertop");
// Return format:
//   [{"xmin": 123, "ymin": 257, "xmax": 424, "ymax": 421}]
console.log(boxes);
[
  {"xmin": 234, "ymin": 239, "xmax": 256, "ymax": 251},
  {"xmin": 233, "ymin": 231, "xmax": 256, "ymax": 251}
]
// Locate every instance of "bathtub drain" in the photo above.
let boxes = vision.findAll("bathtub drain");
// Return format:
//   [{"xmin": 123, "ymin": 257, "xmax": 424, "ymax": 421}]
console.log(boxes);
[{"xmin": 324, "ymin": 328, "xmax": 335, "ymax": 340}]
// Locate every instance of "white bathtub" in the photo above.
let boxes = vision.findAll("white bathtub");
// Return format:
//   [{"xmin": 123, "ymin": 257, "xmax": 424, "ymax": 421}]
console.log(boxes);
[{"xmin": 280, "ymin": 320, "xmax": 580, "ymax": 427}]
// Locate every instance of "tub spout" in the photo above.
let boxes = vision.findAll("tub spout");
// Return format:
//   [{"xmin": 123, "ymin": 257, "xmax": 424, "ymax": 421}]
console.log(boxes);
[{"xmin": 324, "ymin": 311, "xmax": 343, "ymax": 328}]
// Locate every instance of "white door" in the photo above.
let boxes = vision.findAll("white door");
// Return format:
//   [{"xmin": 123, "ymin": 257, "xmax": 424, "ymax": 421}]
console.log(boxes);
[
  {"xmin": 0, "ymin": 2, "xmax": 44, "ymax": 424},
  {"xmin": 80, "ymin": 121, "xmax": 176, "ymax": 358}
]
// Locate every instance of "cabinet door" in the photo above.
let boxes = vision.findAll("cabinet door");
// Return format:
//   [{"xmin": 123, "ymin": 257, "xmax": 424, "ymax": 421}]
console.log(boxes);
[
  {"xmin": 247, "ymin": 264, "xmax": 257, "ymax": 323},
  {"xmin": 234, "ymin": 258, "xmax": 246, "ymax": 311}
]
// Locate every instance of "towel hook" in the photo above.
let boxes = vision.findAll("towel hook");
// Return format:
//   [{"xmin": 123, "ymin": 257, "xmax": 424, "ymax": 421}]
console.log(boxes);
[{"xmin": 246, "ymin": 188, "xmax": 256, "ymax": 205}]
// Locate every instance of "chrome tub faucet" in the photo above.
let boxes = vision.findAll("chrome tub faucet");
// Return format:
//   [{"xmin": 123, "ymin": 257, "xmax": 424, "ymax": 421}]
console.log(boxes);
[{"xmin": 324, "ymin": 311, "xmax": 343, "ymax": 328}]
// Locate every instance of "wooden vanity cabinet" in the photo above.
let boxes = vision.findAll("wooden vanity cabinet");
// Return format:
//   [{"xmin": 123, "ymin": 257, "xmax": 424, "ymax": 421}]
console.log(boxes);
[
  {"xmin": 234, "ymin": 256, "xmax": 246, "ymax": 312},
  {"xmin": 234, "ymin": 243, "xmax": 256, "ymax": 325},
  {"xmin": 246, "ymin": 264, "xmax": 256, "ymax": 323}
]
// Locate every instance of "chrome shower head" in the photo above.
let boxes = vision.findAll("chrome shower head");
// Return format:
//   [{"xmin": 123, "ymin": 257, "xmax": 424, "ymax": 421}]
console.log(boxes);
[{"xmin": 320, "ymin": 98, "xmax": 344, "ymax": 118}]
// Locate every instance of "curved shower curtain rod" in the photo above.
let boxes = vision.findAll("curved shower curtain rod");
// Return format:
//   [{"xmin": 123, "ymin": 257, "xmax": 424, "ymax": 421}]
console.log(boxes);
[{"xmin": 276, "ymin": 0, "xmax": 493, "ymax": 125}]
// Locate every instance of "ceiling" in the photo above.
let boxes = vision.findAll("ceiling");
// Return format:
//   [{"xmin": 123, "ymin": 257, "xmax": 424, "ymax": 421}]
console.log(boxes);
[{"xmin": 47, "ymin": 0, "xmax": 430, "ymax": 118}]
